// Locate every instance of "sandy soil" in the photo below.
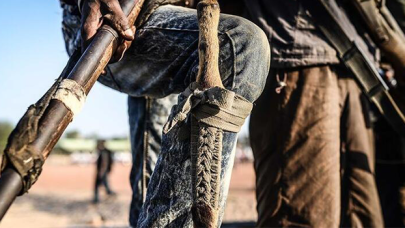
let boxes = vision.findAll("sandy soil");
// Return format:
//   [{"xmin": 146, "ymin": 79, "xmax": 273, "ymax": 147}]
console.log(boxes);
[{"xmin": 1, "ymin": 156, "xmax": 257, "ymax": 228}]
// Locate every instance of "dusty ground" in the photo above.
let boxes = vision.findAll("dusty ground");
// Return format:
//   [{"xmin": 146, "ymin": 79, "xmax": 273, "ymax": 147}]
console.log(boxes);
[{"xmin": 1, "ymin": 156, "xmax": 257, "ymax": 228}]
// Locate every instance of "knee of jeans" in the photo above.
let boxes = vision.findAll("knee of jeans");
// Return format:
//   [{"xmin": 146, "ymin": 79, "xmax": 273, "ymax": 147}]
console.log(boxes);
[{"xmin": 223, "ymin": 17, "xmax": 270, "ymax": 102}]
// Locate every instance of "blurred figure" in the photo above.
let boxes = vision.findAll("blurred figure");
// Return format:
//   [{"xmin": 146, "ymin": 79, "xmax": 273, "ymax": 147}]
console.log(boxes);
[{"xmin": 93, "ymin": 140, "xmax": 116, "ymax": 204}]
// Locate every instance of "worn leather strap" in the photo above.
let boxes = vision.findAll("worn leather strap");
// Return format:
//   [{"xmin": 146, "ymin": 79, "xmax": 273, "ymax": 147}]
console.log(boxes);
[{"xmin": 302, "ymin": 0, "xmax": 405, "ymax": 136}]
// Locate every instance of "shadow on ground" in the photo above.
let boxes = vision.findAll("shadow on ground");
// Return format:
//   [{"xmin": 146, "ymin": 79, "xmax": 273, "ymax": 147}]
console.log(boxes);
[
  {"xmin": 14, "ymin": 193, "xmax": 127, "ymax": 225},
  {"xmin": 13, "ymin": 193, "xmax": 256, "ymax": 227}
]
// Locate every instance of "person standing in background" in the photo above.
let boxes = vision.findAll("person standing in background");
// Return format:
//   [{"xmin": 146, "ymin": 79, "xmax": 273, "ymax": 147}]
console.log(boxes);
[{"xmin": 93, "ymin": 139, "xmax": 116, "ymax": 204}]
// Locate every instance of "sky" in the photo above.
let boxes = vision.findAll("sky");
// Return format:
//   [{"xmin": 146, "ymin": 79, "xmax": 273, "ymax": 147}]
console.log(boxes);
[
  {"xmin": 0, "ymin": 1, "xmax": 249, "ymax": 139},
  {"xmin": 0, "ymin": 1, "xmax": 129, "ymax": 138}
]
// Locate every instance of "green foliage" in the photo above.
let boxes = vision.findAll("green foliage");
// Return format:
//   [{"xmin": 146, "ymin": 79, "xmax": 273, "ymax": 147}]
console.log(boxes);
[
  {"xmin": 0, "ymin": 121, "xmax": 14, "ymax": 153},
  {"xmin": 65, "ymin": 130, "xmax": 81, "ymax": 139}
]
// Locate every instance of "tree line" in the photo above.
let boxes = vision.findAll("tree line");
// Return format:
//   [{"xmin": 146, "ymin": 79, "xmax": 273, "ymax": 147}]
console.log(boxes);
[{"xmin": 0, "ymin": 121, "xmax": 13, "ymax": 154}]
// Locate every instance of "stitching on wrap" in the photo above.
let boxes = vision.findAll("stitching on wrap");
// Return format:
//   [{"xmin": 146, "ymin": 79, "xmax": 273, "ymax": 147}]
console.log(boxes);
[
  {"xmin": 165, "ymin": 82, "xmax": 253, "ymax": 227},
  {"xmin": 191, "ymin": 118, "xmax": 222, "ymax": 226}
]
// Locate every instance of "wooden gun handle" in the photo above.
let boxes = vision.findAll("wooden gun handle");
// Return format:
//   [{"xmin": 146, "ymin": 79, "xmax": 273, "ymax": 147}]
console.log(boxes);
[{"xmin": 196, "ymin": 0, "xmax": 224, "ymax": 89}]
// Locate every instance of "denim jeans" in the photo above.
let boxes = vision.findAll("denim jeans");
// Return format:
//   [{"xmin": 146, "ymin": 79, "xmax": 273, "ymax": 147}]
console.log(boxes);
[
  {"xmin": 99, "ymin": 5, "xmax": 270, "ymax": 227},
  {"xmin": 127, "ymin": 95, "xmax": 177, "ymax": 226},
  {"xmin": 63, "ymin": 4, "xmax": 269, "ymax": 226}
]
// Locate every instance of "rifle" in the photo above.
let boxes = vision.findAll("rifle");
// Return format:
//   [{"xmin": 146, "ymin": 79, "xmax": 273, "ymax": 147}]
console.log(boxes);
[
  {"xmin": 301, "ymin": 0, "xmax": 405, "ymax": 136},
  {"xmin": 350, "ymin": 0, "xmax": 405, "ymax": 85},
  {"xmin": 0, "ymin": 0, "xmax": 145, "ymax": 220}
]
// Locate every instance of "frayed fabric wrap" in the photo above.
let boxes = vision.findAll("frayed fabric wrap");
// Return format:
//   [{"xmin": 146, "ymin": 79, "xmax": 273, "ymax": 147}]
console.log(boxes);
[
  {"xmin": 52, "ymin": 79, "xmax": 86, "ymax": 117},
  {"xmin": 163, "ymin": 82, "xmax": 253, "ymax": 134},
  {"xmin": 0, "ymin": 77, "xmax": 63, "ymax": 194},
  {"xmin": 163, "ymin": 82, "xmax": 252, "ymax": 227},
  {"xmin": 0, "ymin": 78, "xmax": 86, "ymax": 194},
  {"xmin": 190, "ymin": 118, "xmax": 223, "ymax": 227}
]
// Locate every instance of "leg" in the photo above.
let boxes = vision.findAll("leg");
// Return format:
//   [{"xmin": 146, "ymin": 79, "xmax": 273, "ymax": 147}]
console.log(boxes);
[
  {"xmin": 64, "ymin": 5, "xmax": 268, "ymax": 226},
  {"xmin": 339, "ymin": 76, "xmax": 383, "ymax": 227},
  {"xmin": 99, "ymin": 5, "xmax": 269, "ymax": 102},
  {"xmin": 250, "ymin": 66, "xmax": 341, "ymax": 227},
  {"xmin": 103, "ymin": 173, "xmax": 113, "ymax": 194},
  {"xmin": 102, "ymin": 6, "xmax": 269, "ymax": 227},
  {"xmin": 60, "ymin": 5, "xmax": 267, "ymax": 226},
  {"xmin": 94, "ymin": 176, "xmax": 102, "ymax": 203},
  {"xmin": 128, "ymin": 95, "xmax": 177, "ymax": 226}
]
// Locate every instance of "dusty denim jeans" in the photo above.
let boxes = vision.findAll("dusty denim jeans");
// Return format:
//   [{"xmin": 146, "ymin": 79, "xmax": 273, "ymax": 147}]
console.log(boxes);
[
  {"xmin": 127, "ymin": 95, "xmax": 177, "ymax": 226},
  {"xmin": 61, "ymin": 5, "xmax": 176, "ymax": 225},
  {"xmin": 99, "ymin": 5, "xmax": 270, "ymax": 227},
  {"xmin": 63, "ymin": 4, "xmax": 269, "ymax": 227}
]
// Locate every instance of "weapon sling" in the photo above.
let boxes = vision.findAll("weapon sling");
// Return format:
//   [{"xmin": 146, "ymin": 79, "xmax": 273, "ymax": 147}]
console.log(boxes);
[{"xmin": 301, "ymin": 0, "xmax": 405, "ymax": 136}]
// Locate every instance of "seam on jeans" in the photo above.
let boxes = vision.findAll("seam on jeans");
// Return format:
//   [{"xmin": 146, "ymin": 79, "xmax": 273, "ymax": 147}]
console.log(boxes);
[
  {"xmin": 223, "ymin": 31, "xmax": 237, "ymax": 90},
  {"xmin": 142, "ymin": 98, "xmax": 152, "ymax": 202}
]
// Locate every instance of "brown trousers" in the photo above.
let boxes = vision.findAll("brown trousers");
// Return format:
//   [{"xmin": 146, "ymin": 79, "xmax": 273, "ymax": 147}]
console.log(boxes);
[{"xmin": 249, "ymin": 66, "xmax": 383, "ymax": 227}]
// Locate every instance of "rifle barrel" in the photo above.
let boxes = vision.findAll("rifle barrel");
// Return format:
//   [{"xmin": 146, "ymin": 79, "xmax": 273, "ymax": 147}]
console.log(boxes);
[
  {"xmin": 0, "ymin": 0, "xmax": 144, "ymax": 221},
  {"xmin": 0, "ymin": 168, "xmax": 23, "ymax": 220}
]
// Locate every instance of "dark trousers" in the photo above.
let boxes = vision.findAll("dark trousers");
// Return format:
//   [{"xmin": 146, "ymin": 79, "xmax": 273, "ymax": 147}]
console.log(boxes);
[
  {"xmin": 94, "ymin": 172, "xmax": 112, "ymax": 200},
  {"xmin": 374, "ymin": 118, "xmax": 405, "ymax": 227},
  {"xmin": 250, "ymin": 66, "xmax": 383, "ymax": 227}
]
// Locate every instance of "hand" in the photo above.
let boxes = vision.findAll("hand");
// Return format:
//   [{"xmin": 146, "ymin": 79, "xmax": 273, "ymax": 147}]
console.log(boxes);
[{"xmin": 80, "ymin": 0, "xmax": 135, "ymax": 62}]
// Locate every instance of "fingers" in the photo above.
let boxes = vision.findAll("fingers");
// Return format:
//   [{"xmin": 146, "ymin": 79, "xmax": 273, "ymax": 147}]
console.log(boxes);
[
  {"xmin": 102, "ymin": 0, "xmax": 134, "ymax": 41},
  {"xmin": 110, "ymin": 26, "xmax": 136, "ymax": 63},
  {"xmin": 81, "ymin": 0, "xmax": 102, "ymax": 50},
  {"xmin": 80, "ymin": 0, "xmax": 135, "ymax": 63}
]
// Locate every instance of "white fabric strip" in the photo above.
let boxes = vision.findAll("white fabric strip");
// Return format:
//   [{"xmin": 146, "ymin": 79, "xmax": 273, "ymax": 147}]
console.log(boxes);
[{"xmin": 52, "ymin": 79, "xmax": 86, "ymax": 117}]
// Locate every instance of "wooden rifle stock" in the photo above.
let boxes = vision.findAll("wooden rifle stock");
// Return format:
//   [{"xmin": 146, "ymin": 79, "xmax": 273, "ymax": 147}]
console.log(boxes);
[{"xmin": 0, "ymin": 0, "xmax": 144, "ymax": 221}]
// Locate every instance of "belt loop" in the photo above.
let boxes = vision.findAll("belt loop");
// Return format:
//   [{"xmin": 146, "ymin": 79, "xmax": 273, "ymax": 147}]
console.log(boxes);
[{"xmin": 275, "ymin": 71, "xmax": 287, "ymax": 94}]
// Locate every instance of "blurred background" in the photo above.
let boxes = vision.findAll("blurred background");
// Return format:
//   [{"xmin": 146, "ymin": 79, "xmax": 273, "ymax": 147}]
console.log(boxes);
[{"xmin": 0, "ymin": 1, "xmax": 256, "ymax": 227}]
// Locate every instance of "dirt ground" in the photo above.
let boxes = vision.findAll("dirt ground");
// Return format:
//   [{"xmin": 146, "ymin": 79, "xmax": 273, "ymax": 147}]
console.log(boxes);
[{"xmin": 1, "ymin": 156, "xmax": 257, "ymax": 228}]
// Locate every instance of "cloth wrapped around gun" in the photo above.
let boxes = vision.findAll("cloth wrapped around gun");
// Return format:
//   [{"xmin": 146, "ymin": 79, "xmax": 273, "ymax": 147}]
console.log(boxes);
[
  {"xmin": 0, "ymin": 0, "xmax": 145, "ymax": 196},
  {"xmin": 0, "ymin": 53, "xmax": 83, "ymax": 194},
  {"xmin": 162, "ymin": 1, "xmax": 252, "ymax": 227},
  {"xmin": 0, "ymin": 1, "xmax": 252, "ymax": 227}
]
